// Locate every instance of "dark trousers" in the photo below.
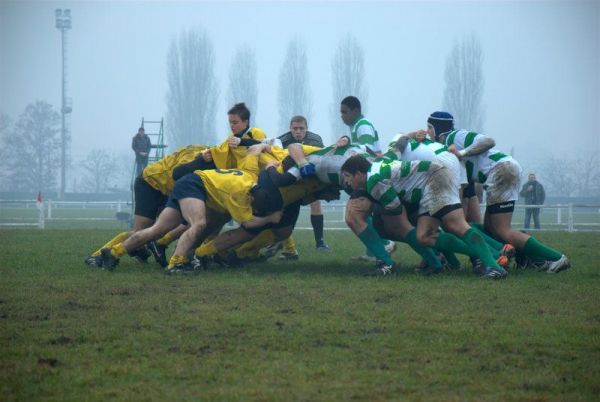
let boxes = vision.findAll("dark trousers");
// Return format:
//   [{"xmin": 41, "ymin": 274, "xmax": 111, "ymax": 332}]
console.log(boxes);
[
  {"xmin": 135, "ymin": 156, "xmax": 149, "ymax": 177},
  {"xmin": 524, "ymin": 207, "xmax": 541, "ymax": 229}
]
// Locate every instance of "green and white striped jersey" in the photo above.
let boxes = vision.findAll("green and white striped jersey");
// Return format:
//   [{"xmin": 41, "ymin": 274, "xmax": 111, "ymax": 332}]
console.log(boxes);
[
  {"xmin": 366, "ymin": 159, "xmax": 443, "ymax": 210},
  {"xmin": 350, "ymin": 115, "xmax": 382, "ymax": 154},
  {"xmin": 287, "ymin": 144, "xmax": 371, "ymax": 187},
  {"xmin": 445, "ymin": 129, "xmax": 512, "ymax": 183},
  {"xmin": 387, "ymin": 134, "xmax": 449, "ymax": 162}
]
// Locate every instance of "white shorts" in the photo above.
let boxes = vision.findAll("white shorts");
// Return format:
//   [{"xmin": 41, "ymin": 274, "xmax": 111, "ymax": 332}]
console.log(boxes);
[
  {"xmin": 433, "ymin": 152, "xmax": 467, "ymax": 188},
  {"xmin": 420, "ymin": 167, "xmax": 461, "ymax": 216},
  {"xmin": 484, "ymin": 160, "xmax": 522, "ymax": 206}
]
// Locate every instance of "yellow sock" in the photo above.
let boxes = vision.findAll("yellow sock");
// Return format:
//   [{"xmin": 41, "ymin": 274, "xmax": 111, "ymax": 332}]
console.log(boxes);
[
  {"xmin": 167, "ymin": 254, "xmax": 189, "ymax": 269},
  {"xmin": 195, "ymin": 241, "xmax": 218, "ymax": 257},
  {"xmin": 283, "ymin": 236, "xmax": 296, "ymax": 253},
  {"xmin": 156, "ymin": 232, "xmax": 173, "ymax": 246},
  {"xmin": 235, "ymin": 230, "xmax": 274, "ymax": 259},
  {"xmin": 110, "ymin": 243, "xmax": 128, "ymax": 258},
  {"xmin": 92, "ymin": 231, "xmax": 130, "ymax": 256}
]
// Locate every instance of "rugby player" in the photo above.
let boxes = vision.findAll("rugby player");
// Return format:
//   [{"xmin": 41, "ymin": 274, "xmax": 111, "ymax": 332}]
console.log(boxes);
[
  {"xmin": 425, "ymin": 111, "xmax": 570, "ymax": 273},
  {"xmin": 341, "ymin": 155, "xmax": 509, "ymax": 279},
  {"xmin": 98, "ymin": 144, "xmax": 284, "ymax": 274}
]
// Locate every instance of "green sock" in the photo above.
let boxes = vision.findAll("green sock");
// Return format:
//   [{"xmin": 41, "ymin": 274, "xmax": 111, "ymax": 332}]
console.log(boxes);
[
  {"xmin": 434, "ymin": 232, "xmax": 475, "ymax": 257},
  {"xmin": 357, "ymin": 226, "xmax": 393, "ymax": 265},
  {"xmin": 461, "ymin": 228, "xmax": 501, "ymax": 269},
  {"xmin": 469, "ymin": 223, "xmax": 503, "ymax": 255},
  {"xmin": 405, "ymin": 229, "xmax": 442, "ymax": 268},
  {"xmin": 523, "ymin": 237, "xmax": 562, "ymax": 261},
  {"xmin": 440, "ymin": 249, "xmax": 461, "ymax": 269}
]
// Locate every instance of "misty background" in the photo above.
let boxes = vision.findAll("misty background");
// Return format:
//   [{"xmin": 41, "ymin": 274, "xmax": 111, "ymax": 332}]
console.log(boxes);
[{"xmin": 1, "ymin": 0, "xmax": 599, "ymax": 198}]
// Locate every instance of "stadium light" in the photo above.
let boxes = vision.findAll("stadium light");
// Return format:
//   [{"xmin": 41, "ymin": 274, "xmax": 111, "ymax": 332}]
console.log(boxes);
[{"xmin": 55, "ymin": 9, "xmax": 72, "ymax": 199}]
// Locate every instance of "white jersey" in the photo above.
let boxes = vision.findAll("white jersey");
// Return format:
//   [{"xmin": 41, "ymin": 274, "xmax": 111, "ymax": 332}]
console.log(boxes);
[
  {"xmin": 445, "ymin": 129, "xmax": 513, "ymax": 184},
  {"xmin": 367, "ymin": 159, "xmax": 442, "ymax": 209},
  {"xmin": 387, "ymin": 135, "xmax": 466, "ymax": 187},
  {"xmin": 287, "ymin": 144, "xmax": 370, "ymax": 187},
  {"xmin": 367, "ymin": 159, "xmax": 460, "ymax": 216}
]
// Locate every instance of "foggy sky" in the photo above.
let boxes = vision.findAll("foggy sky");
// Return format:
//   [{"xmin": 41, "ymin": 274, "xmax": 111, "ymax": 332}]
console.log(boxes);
[{"xmin": 1, "ymin": 0, "xmax": 599, "ymax": 181}]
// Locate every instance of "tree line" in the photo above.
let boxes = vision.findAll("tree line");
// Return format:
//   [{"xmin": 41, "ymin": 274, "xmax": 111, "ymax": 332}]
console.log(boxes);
[{"xmin": 4, "ymin": 30, "xmax": 594, "ymax": 196}]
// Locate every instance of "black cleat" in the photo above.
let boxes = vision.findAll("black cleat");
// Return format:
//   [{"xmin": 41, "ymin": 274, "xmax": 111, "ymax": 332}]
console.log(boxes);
[
  {"xmin": 482, "ymin": 266, "xmax": 508, "ymax": 279},
  {"xmin": 129, "ymin": 246, "xmax": 151, "ymax": 264},
  {"xmin": 148, "ymin": 241, "xmax": 168, "ymax": 268},
  {"xmin": 470, "ymin": 257, "xmax": 484, "ymax": 275},
  {"xmin": 100, "ymin": 248, "xmax": 119, "ymax": 271},
  {"xmin": 191, "ymin": 255, "xmax": 211, "ymax": 271},
  {"xmin": 165, "ymin": 263, "xmax": 197, "ymax": 275},
  {"xmin": 84, "ymin": 255, "xmax": 103, "ymax": 268},
  {"xmin": 364, "ymin": 262, "xmax": 398, "ymax": 277}
]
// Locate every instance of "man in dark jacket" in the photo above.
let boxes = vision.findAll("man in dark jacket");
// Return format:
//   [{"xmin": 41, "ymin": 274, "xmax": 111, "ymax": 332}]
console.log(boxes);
[
  {"xmin": 519, "ymin": 173, "xmax": 545, "ymax": 229},
  {"xmin": 132, "ymin": 127, "xmax": 151, "ymax": 177},
  {"xmin": 276, "ymin": 116, "xmax": 330, "ymax": 257}
]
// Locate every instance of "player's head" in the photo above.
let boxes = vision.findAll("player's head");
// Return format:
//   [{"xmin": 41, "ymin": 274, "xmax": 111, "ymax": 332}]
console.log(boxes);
[
  {"xmin": 528, "ymin": 173, "xmax": 536, "ymax": 182},
  {"xmin": 340, "ymin": 96, "xmax": 362, "ymax": 126},
  {"xmin": 137, "ymin": 127, "xmax": 145, "ymax": 135},
  {"xmin": 340, "ymin": 154, "xmax": 371, "ymax": 191},
  {"xmin": 427, "ymin": 111, "xmax": 454, "ymax": 142},
  {"xmin": 290, "ymin": 116, "xmax": 308, "ymax": 142},
  {"xmin": 250, "ymin": 170, "xmax": 284, "ymax": 217},
  {"xmin": 228, "ymin": 103, "xmax": 251, "ymax": 134}
]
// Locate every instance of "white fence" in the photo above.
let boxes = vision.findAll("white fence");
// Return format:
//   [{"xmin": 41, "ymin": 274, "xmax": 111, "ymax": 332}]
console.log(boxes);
[{"xmin": 1, "ymin": 199, "xmax": 599, "ymax": 232}]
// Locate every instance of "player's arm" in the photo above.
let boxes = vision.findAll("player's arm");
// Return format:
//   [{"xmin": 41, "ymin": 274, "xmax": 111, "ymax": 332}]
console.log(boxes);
[
  {"xmin": 265, "ymin": 164, "xmax": 297, "ymax": 187},
  {"xmin": 239, "ymin": 138, "xmax": 262, "ymax": 146},
  {"xmin": 454, "ymin": 135, "xmax": 495, "ymax": 159},
  {"xmin": 172, "ymin": 151, "xmax": 216, "ymax": 181},
  {"xmin": 242, "ymin": 210, "xmax": 283, "ymax": 229}
]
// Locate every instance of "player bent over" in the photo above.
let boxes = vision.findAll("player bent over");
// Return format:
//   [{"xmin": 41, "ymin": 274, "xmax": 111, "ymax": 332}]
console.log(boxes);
[
  {"xmin": 426, "ymin": 112, "xmax": 570, "ymax": 273},
  {"xmin": 98, "ymin": 146, "xmax": 283, "ymax": 274},
  {"xmin": 341, "ymin": 155, "xmax": 508, "ymax": 279},
  {"xmin": 84, "ymin": 145, "xmax": 209, "ymax": 268}
]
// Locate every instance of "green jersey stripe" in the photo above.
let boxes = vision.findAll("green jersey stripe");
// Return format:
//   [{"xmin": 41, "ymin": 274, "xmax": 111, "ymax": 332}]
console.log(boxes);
[
  {"xmin": 417, "ymin": 160, "xmax": 432, "ymax": 172},
  {"xmin": 464, "ymin": 132, "xmax": 477, "ymax": 148},
  {"xmin": 489, "ymin": 152, "xmax": 507, "ymax": 162},
  {"xmin": 410, "ymin": 188, "xmax": 423, "ymax": 204}
]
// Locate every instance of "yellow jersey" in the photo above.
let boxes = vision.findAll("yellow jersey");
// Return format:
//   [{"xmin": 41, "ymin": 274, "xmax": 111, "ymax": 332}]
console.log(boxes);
[
  {"xmin": 194, "ymin": 153, "xmax": 260, "ymax": 223},
  {"xmin": 210, "ymin": 127, "xmax": 267, "ymax": 169},
  {"xmin": 143, "ymin": 145, "xmax": 208, "ymax": 195}
]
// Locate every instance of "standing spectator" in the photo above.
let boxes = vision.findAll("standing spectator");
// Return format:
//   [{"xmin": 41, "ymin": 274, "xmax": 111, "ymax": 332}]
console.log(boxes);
[
  {"xmin": 520, "ymin": 173, "xmax": 545, "ymax": 229},
  {"xmin": 278, "ymin": 116, "xmax": 330, "ymax": 254},
  {"xmin": 132, "ymin": 127, "xmax": 151, "ymax": 177}
]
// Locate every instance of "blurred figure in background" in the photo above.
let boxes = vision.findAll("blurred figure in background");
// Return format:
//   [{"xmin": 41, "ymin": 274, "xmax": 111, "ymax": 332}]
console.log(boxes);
[
  {"xmin": 132, "ymin": 127, "xmax": 151, "ymax": 177},
  {"xmin": 520, "ymin": 173, "xmax": 545, "ymax": 230}
]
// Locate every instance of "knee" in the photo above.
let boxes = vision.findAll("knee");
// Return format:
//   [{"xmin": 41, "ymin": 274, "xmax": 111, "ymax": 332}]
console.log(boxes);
[
  {"xmin": 345, "ymin": 213, "xmax": 365, "ymax": 232},
  {"xmin": 190, "ymin": 220, "xmax": 207, "ymax": 237}
]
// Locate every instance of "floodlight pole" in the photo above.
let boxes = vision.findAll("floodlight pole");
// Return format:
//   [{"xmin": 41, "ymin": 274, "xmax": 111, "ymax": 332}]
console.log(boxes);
[{"xmin": 55, "ymin": 9, "xmax": 72, "ymax": 200}]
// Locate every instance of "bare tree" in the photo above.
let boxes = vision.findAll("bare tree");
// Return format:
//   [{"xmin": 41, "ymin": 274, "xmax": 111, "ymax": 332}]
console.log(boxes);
[
  {"xmin": 166, "ymin": 28, "xmax": 219, "ymax": 149},
  {"xmin": 227, "ymin": 46, "xmax": 258, "ymax": 125},
  {"xmin": 79, "ymin": 149, "xmax": 118, "ymax": 193},
  {"xmin": 5, "ymin": 101, "xmax": 61, "ymax": 193},
  {"xmin": 541, "ymin": 155, "xmax": 577, "ymax": 197},
  {"xmin": 443, "ymin": 34, "xmax": 485, "ymax": 132},
  {"xmin": 278, "ymin": 37, "xmax": 312, "ymax": 133},
  {"xmin": 330, "ymin": 34, "xmax": 368, "ymax": 142},
  {"xmin": 571, "ymin": 151, "xmax": 599, "ymax": 197},
  {"xmin": 0, "ymin": 113, "xmax": 13, "ymax": 189}
]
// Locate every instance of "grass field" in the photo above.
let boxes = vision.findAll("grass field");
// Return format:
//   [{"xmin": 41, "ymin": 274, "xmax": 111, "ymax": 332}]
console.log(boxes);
[{"xmin": 1, "ymin": 228, "xmax": 599, "ymax": 401}]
